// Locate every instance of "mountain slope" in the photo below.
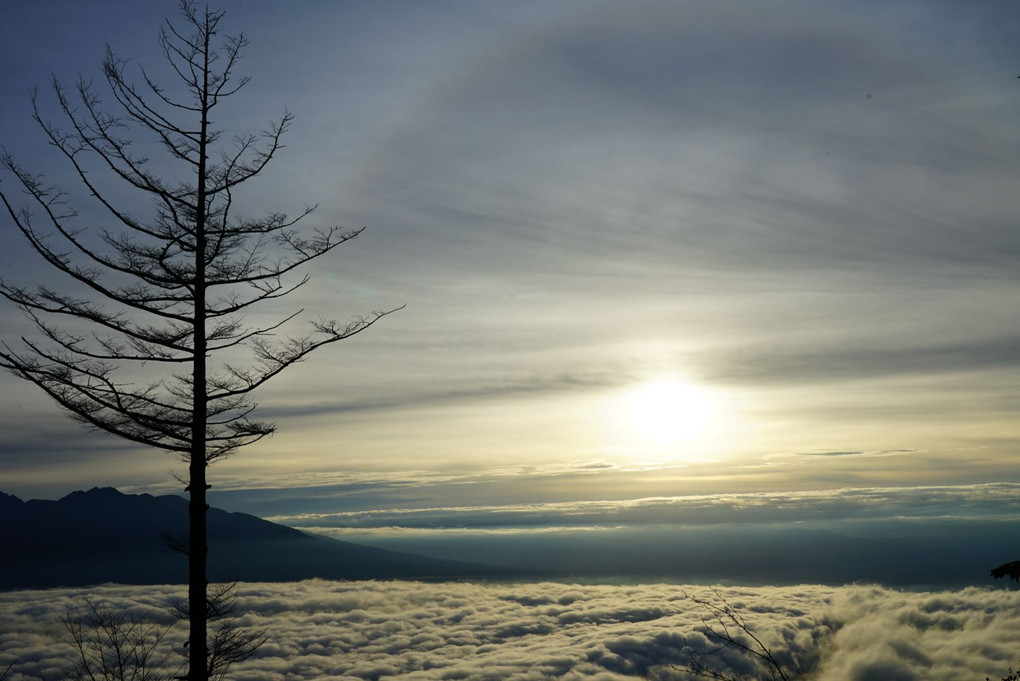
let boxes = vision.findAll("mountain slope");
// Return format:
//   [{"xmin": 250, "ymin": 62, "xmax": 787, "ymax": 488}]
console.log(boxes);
[{"xmin": 0, "ymin": 487, "xmax": 508, "ymax": 588}]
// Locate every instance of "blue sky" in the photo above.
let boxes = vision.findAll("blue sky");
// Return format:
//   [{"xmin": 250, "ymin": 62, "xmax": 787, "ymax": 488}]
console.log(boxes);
[{"xmin": 1, "ymin": 0, "xmax": 1020, "ymax": 562}]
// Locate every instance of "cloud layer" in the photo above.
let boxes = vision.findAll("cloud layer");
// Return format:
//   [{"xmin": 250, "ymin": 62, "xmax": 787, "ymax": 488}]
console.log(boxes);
[
  {"xmin": 264, "ymin": 482, "xmax": 1020, "ymax": 531},
  {"xmin": 2, "ymin": 580, "xmax": 1018, "ymax": 681}
]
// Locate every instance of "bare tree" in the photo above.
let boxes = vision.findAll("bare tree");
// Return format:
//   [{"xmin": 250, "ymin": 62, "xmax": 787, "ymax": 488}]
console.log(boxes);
[
  {"xmin": 0, "ymin": 3, "xmax": 398, "ymax": 680},
  {"xmin": 990, "ymin": 661, "xmax": 1020, "ymax": 681},
  {"xmin": 62, "ymin": 598, "xmax": 181, "ymax": 681},
  {"xmin": 678, "ymin": 590, "xmax": 791, "ymax": 681},
  {"xmin": 171, "ymin": 584, "xmax": 267, "ymax": 681}
]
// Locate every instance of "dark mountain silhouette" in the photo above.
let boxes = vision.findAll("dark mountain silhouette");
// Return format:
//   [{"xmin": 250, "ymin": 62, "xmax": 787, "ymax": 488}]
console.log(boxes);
[{"xmin": 0, "ymin": 487, "xmax": 510, "ymax": 589}]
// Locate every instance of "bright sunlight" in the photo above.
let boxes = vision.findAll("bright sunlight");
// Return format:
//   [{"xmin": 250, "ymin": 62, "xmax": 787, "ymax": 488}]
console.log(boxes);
[{"xmin": 618, "ymin": 376, "xmax": 720, "ymax": 449}]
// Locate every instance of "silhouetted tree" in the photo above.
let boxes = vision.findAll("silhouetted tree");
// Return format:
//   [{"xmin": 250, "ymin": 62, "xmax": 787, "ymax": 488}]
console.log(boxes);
[
  {"xmin": 989, "ymin": 658, "xmax": 1020, "ymax": 681},
  {"xmin": 171, "ymin": 584, "xmax": 267, "ymax": 681},
  {"xmin": 0, "ymin": 3, "xmax": 398, "ymax": 680},
  {"xmin": 62, "ymin": 598, "xmax": 180, "ymax": 681},
  {"xmin": 678, "ymin": 590, "xmax": 791, "ymax": 681},
  {"xmin": 990, "ymin": 560, "xmax": 1020, "ymax": 582}
]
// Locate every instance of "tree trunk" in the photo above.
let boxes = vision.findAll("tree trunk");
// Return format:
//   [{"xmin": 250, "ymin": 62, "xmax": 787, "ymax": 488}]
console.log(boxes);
[
  {"xmin": 188, "ymin": 20, "xmax": 212, "ymax": 681},
  {"xmin": 0, "ymin": 5, "xmax": 399, "ymax": 678}
]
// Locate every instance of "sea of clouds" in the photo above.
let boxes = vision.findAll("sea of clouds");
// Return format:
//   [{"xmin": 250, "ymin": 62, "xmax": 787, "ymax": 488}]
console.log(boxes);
[{"xmin": 2, "ymin": 580, "xmax": 1018, "ymax": 681}]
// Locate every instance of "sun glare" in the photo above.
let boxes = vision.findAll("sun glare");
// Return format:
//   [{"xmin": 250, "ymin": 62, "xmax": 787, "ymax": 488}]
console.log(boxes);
[{"xmin": 618, "ymin": 376, "xmax": 719, "ymax": 449}]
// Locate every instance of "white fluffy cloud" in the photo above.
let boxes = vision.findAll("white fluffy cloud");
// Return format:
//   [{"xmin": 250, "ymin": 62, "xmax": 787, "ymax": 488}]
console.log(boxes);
[{"xmin": 2, "ymin": 581, "xmax": 1017, "ymax": 681}]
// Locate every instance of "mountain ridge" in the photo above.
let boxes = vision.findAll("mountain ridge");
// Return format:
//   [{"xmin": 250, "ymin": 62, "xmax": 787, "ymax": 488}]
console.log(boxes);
[{"xmin": 0, "ymin": 487, "xmax": 512, "ymax": 589}]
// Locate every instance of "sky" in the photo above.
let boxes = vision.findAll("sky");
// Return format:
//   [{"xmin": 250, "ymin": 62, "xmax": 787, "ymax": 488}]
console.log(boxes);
[
  {"xmin": 3, "ymin": 580, "xmax": 1020, "ymax": 681},
  {"xmin": 1, "ymin": 0, "xmax": 1020, "ymax": 573}
]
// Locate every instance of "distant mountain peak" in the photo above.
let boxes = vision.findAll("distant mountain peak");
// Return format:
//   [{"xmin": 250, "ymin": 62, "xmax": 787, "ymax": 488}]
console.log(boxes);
[
  {"xmin": 60, "ymin": 486, "xmax": 126, "ymax": 501},
  {"xmin": 0, "ymin": 487, "xmax": 510, "ymax": 588},
  {"xmin": 0, "ymin": 491, "xmax": 23, "ymax": 508}
]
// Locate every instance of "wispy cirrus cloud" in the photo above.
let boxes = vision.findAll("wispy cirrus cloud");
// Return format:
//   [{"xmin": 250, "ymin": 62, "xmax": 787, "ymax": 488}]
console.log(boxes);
[
  {"xmin": 267, "ymin": 482, "xmax": 1020, "ymax": 532},
  {"xmin": 2, "ymin": 0, "xmax": 1020, "ymax": 510}
]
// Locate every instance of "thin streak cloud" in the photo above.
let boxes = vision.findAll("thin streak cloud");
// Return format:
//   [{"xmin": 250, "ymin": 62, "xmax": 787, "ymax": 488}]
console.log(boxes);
[{"xmin": 267, "ymin": 483, "xmax": 1020, "ymax": 531}]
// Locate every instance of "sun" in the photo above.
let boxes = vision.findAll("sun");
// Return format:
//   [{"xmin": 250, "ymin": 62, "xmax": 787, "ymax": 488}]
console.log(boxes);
[{"xmin": 619, "ymin": 376, "xmax": 718, "ymax": 447}]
